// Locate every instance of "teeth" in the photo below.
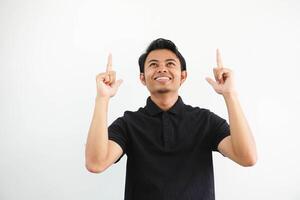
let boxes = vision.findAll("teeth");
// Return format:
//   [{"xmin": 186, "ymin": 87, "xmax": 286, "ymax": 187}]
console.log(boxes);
[{"xmin": 156, "ymin": 77, "xmax": 170, "ymax": 80}]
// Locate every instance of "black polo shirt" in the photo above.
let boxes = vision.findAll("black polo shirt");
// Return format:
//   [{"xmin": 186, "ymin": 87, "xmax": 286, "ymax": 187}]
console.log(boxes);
[{"xmin": 108, "ymin": 95, "xmax": 230, "ymax": 200}]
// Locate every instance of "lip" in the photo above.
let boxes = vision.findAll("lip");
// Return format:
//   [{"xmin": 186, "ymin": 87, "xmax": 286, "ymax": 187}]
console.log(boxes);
[
  {"xmin": 154, "ymin": 76, "xmax": 171, "ymax": 84},
  {"xmin": 154, "ymin": 76, "xmax": 172, "ymax": 80}
]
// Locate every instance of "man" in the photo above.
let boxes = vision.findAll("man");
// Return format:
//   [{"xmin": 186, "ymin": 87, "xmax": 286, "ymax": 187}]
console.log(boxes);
[{"xmin": 85, "ymin": 38, "xmax": 257, "ymax": 200}]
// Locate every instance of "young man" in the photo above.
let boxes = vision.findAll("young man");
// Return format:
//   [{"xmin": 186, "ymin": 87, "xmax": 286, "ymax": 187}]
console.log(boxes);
[{"xmin": 85, "ymin": 38, "xmax": 257, "ymax": 200}]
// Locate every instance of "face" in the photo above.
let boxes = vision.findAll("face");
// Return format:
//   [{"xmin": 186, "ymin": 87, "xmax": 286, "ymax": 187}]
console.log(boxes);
[{"xmin": 140, "ymin": 49, "xmax": 187, "ymax": 95}]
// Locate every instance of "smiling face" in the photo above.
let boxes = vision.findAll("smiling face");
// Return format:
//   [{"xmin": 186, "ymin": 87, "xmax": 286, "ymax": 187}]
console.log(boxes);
[{"xmin": 140, "ymin": 49, "xmax": 187, "ymax": 95}]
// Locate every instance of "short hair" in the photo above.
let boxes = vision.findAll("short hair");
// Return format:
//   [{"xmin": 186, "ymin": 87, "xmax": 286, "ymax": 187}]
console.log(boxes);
[{"xmin": 138, "ymin": 38, "xmax": 186, "ymax": 73}]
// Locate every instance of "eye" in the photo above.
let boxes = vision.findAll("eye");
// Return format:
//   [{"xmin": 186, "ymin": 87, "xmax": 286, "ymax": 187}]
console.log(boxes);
[
  {"xmin": 149, "ymin": 63, "xmax": 157, "ymax": 67},
  {"xmin": 167, "ymin": 62, "xmax": 175, "ymax": 66}
]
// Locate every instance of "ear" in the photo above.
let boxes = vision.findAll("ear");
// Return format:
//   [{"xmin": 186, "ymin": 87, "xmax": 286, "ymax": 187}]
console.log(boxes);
[
  {"xmin": 140, "ymin": 73, "xmax": 146, "ymax": 85},
  {"xmin": 180, "ymin": 70, "xmax": 187, "ymax": 85}
]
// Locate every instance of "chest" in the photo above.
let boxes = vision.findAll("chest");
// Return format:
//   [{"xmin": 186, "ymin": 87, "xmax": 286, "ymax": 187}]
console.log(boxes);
[{"xmin": 126, "ymin": 112, "xmax": 211, "ymax": 156}]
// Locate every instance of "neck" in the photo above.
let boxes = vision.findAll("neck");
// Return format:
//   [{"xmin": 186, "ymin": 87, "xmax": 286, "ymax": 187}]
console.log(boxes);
[{"xmin": 150, "ymin": 93, "xmax": 179, "ymax": 111}]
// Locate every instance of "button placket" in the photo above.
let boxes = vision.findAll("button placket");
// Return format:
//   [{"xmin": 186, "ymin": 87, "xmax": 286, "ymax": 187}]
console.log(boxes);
[{"xmin": 162, "ymin": 112, "xmax": 174, "ymax": 149}]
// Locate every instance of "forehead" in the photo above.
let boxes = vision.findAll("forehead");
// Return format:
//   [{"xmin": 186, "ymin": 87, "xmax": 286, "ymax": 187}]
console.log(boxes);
[{"xmin": 145, "ymin": 49, "xmax": 179, "ymax": 62}]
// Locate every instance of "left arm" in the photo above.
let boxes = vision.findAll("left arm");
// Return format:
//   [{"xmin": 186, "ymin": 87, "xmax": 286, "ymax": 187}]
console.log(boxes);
[
  {"xmin": 206, "ymin": 49, "xmax": 257, "ymax": 167},
  {"xmin": 220, "ymin": 92, "xmax": 257, "ymax": 166}
]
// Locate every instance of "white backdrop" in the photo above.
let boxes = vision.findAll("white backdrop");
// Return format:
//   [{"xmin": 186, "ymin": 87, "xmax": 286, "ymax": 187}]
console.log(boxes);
[{"xmin": 1, "ymin": 0, "xmax": 299, "ymax": 199}]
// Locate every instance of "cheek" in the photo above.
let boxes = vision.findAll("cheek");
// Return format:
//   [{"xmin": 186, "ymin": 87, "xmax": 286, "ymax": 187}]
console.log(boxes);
[
  {"xmin": 174, "ymin": 72, "xmax": 182, "ymax": 81},
  {"xmin": 144, "ymin": 71, "xmax": 153, "ymax": 82},
  {"xmin": 142, "ymin": 75, "xmax": 151, "ymax": 85},
  {"xmin": 145, "ymin": 74, "xmax": 151, "ymax": 82}
]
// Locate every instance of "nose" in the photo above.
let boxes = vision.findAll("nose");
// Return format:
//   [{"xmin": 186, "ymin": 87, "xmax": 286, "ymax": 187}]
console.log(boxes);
[{"xmin": 157, "ymin": 63, "xmax": 167, "ymax": 73}]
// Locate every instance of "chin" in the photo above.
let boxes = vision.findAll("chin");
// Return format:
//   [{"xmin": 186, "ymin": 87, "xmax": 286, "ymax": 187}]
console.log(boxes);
[
  {"xmin": 155, "ymin": 88, "xmax": 172, "ymax": 94},
  {"xmin": 147, "ymin": 85, "xmax": 175, "ymax": 94},
  {"xmin": 157, "ymin": 90, "xmax": 170, "ymax": 94}
]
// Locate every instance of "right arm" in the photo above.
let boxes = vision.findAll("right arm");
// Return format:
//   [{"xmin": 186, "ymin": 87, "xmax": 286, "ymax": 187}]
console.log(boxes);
[
  {"xmin": 85, "ymin": 97, "xmax": 109, "ymax": 173},
  {"xmin": 85, "ymin": 53, "xmax": 123, "ymax": 173}
]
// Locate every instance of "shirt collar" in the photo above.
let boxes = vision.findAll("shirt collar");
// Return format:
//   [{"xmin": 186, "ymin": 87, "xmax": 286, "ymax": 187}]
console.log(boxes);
[{"xmin": 144, "ymin": 95, "xmax": 185, "ymax": 116}]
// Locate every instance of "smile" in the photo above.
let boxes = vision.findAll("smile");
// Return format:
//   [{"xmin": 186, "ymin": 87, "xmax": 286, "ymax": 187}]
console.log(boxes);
[{"xmin": 154, "ymin": 76, "xmax": 171, "ymax": 83}]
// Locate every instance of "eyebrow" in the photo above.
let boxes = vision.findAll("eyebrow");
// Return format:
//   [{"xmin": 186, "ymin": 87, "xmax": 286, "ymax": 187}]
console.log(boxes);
[{"xmin": 147, "ymin": 59, "xmax": 177, "ymax": 63}]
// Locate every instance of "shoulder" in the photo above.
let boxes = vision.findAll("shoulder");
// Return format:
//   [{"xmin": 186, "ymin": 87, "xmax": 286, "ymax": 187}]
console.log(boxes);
[
  {"xmin": 118, "ymin": 107, "xmax": 147, "ymax": 124},
  {"xmin": 183, "ymin": 104, "xmax": 211, "ymax": 116},
  {"xmin": 182, "ymin": 102, "xmax": 227, "ymax": 125},
  {"xmin": 123, "ymin": 107, "xmax": 144, "ymax": 117},
  {"xmin": 181, "ymin": 105, "xmax": 214, "ymax": 126}
]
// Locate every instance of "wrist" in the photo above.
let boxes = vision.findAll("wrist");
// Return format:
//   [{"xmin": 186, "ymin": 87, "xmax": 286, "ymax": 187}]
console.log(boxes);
[
  {"xmin": 222, "ymin": 90, "xmax": 238, "ymax": 99},
  {"xmin": 95, "ymin": 95, "xmax": 110, "ymax": 103}
]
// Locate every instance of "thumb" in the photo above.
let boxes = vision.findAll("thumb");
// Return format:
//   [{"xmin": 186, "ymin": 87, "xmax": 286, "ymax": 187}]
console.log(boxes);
[{"xmin": 205, "ymin": 77, "xmax": 218, "ymax": 88}]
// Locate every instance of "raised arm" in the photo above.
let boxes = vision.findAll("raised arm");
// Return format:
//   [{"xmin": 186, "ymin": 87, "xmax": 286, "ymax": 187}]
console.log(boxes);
[
  {"xmin": 206, "ymin": 49, "xmax": 257, "ymax": 167},
  {"xmin": 85, "ymin": 54, "xmax": 123, "ymax": 173}
]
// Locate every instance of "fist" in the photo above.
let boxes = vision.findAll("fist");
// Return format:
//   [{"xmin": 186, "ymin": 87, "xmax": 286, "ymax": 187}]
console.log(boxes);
[
  {"xmin": 206, "ymin": 49, "xmax": 237, "ymax": 96},
  {"xmin": 96, "ymin": 53, "xmax": 123, "ymax": 98}
]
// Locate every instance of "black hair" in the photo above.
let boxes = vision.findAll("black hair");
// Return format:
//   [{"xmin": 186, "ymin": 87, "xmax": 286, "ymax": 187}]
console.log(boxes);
[{"xmin": 138, "ymin": 38, "xmax": 186, "ymax": 73}]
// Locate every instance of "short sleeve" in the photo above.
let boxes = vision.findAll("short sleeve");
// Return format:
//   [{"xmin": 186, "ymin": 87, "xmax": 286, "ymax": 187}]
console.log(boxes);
[
  {"xmin": 108, "ymin": 116, "xmax": 128, "ymax": 164},
  {"xmin": 207, "ymin": 110, "xmax": 231, "ymax": 155}
]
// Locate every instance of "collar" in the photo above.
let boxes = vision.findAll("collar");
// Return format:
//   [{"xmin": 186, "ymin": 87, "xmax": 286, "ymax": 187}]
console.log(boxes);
[{"xmin": 144, "ymin": 95, "xmax": 185, "ymax": 116}]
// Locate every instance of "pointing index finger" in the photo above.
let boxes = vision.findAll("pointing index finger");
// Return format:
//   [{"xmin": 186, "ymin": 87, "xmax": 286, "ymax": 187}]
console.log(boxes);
[
  {"xmin": 216, "ymin": 48, "xmax": 223, "ymax": 68},
  {"xmin": 106, "ymin": 53, "xmax": 113, "ymax": 72}
]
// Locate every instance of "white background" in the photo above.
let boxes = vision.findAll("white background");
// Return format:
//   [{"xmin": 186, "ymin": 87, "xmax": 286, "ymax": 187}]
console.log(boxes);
[{"xmin": 1, "ymin": 0, "xmax": 299, "ymax": 199}]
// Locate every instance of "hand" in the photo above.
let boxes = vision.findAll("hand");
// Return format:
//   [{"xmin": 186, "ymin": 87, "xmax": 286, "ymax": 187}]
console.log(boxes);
[
  {"xmin": 205, "ymin": 49, "xmax": 237, "ymax": 96},
  {"xmin": 95, "ymin": 53, "xmax": 123, "ymax": 99}
]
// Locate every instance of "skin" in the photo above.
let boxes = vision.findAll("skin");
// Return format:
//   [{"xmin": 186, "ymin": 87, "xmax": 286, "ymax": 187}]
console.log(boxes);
[
  {"xmin": 85, "ymin": 48, "xmax": 257, "ymax": 174},
  {"xmin": 206, "ymin": 49, "xmax": 257, "ymax": 166},
  {"xmin": 139, "ymin": 49, "xmax": 187, "ymax": 111},
  {"xmin": 85, "ymin": 53, "xmax": 123, "ymax": 173}
]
